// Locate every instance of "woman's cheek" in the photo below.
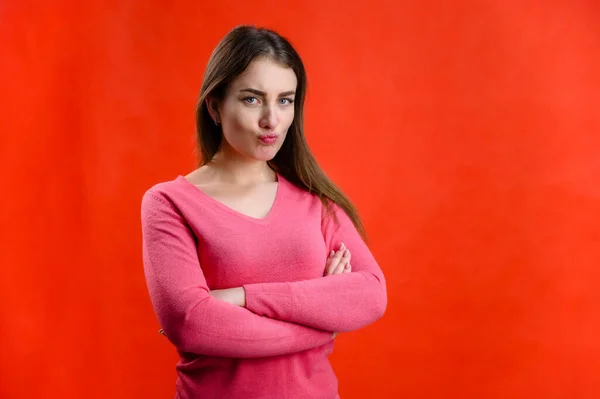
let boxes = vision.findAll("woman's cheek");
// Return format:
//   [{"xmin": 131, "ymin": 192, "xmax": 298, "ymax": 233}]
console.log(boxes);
[{"xmin": 236, "ymin": 110, "xmax": 256, "ymax": 132}]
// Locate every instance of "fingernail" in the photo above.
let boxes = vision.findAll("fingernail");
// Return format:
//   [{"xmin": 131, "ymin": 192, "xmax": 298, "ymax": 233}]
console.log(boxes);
[
  {"xmin": 344, "ymin": 249, "xmax": 350, "ymax": 256},
  {"xmin": 340, "ymin": 243, "xmax": 345, "ymax": 250},
  {"xmin": 345, "ymin": 264, "xmax": 350, "ymax": 269}
]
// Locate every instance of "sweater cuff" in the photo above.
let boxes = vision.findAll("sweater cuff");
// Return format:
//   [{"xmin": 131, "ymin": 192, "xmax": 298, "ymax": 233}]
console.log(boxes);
[{"xmin": 242, "ymin": 282, "xmax": 296, "ymax": 320}]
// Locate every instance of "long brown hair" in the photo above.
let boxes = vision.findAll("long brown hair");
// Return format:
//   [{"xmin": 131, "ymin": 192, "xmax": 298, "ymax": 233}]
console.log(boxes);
[{"xmin": 195, "ymin": 25, "xmax": 367, "ymax": 240}]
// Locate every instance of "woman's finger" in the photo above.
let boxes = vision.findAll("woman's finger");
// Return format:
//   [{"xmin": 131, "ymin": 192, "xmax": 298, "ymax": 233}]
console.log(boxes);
[
  {"xmin": 343, "ymin": 262, "xmax": 352, "ymax": 273},
  {"xmin": 332, "ymin": 250, "xmax": 351, "ymax": 275},
  {"xmin": 326, "ymin": 246, "xmax": 346, "ymax": 276},
  {"xmin": 324, "ymin": 250, "xmax": 336, "ymax": 273}
]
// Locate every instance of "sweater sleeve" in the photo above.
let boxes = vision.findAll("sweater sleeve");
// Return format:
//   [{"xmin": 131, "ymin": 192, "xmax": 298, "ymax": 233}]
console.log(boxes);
[
  {"xmin": 243, "ymin": 201, "xmax": 387, "ymax": 333},
  {"xmin": 141, "ymin": 191, "xmax": 334, "ymax": 358}
]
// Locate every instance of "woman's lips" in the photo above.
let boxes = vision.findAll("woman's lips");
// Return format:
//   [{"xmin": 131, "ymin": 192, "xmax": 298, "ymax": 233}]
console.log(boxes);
[{"xmin": 258, "ymin": 135, "xmax": 278, "ymax": 144}]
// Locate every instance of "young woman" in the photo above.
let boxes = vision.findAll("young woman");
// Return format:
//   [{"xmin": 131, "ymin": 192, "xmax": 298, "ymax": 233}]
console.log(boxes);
[{"xmin": 141, "ymin": 25, "xmax": 387, "ymax": 399}]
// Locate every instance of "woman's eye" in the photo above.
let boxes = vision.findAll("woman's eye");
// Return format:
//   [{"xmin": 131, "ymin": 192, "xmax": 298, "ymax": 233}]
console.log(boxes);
[
  {"xmin": 279, "ymin": 98, "xmax": 294, "ymax": 105},
  {"xmin": 243, "ymin": 97, "xmax": 258, "ymax": 104}
]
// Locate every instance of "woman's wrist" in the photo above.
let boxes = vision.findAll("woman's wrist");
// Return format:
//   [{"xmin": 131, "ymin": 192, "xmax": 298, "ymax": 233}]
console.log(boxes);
[
  {"xmin": 210, "ymin": 287, "xmax": 246, "ymax": 307},
  {"xmin": 235, "ymin": 287, "xmax": 246, "ymax": 307}
]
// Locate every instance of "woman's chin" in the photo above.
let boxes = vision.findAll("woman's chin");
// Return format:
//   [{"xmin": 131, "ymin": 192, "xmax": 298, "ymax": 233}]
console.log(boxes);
[{"xmin": 252, "ymin": 147, "xmax": 279, "ymax": 161}]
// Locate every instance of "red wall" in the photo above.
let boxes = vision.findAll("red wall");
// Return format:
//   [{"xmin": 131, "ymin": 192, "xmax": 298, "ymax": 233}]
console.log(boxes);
[{"xmin": 1, "ymin": 1, "xmax": 599, "ymax": 398}]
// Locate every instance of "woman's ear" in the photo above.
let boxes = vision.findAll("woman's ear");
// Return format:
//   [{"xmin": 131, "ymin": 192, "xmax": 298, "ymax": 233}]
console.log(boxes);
[{"xmin": 206, "ymin": 97, "xmax": 221, "ymax": 125}]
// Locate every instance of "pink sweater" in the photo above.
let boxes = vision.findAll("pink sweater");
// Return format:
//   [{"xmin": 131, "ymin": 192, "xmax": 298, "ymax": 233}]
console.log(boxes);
[{"xmin": 141, "ymin": 172, "xmax": 387, "ymax": 399}]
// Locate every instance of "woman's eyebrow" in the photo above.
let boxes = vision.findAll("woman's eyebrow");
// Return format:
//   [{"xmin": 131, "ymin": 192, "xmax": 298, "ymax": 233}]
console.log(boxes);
[{"xmin": 239, "ymin": 88, "xmax": 296, "ymax": 97}]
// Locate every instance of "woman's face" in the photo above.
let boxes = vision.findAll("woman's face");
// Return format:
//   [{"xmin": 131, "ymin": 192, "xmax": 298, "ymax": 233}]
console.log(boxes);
[{"xmin": 211, "ymin": 56, "xmax": 297, "ymax": 162}]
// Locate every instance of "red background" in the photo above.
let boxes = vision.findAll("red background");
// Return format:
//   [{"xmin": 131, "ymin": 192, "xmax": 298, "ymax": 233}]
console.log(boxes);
[{"xmin": 1, "ymin": 1, "xmax": 599, "ymax": 398}]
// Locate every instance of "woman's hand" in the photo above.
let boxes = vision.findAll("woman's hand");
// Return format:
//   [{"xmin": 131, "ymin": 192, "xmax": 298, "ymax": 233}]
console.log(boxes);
[
  {"xmin": 325, "ymin": 244, "xmax": 351, "ymax": 340},
  {"xmin": 209, "ymin": 287, "xmax": 246, "ymax": 307},
  {"xmin": 324, "ymin": 243, "xmax": 352, "ymax": 276}
]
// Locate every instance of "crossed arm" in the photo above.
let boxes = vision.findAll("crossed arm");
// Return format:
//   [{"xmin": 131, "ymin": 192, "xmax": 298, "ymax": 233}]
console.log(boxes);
[
  {"xmin": 209, "ymin": 241, "xmax": 353, "ymax": 307},
  {"xmin": 213, "ymin": 203, "xmax": 388, "ymax": 333},
  {"xmin": 141, "ymin": 191, "xmax": 387, "ymax": 358}
]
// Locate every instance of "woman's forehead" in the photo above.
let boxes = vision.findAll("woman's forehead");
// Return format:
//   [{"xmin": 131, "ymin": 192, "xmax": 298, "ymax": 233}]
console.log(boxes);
[{"xmin": 231, "ymin": 58, "xmax": 297, "ymax": 92}]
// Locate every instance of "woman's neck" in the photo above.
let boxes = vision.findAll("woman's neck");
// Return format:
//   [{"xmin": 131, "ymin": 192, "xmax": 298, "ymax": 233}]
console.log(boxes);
[{"xmin": 207, "ymin": 151, "xmax": 276, "ymax": 185}]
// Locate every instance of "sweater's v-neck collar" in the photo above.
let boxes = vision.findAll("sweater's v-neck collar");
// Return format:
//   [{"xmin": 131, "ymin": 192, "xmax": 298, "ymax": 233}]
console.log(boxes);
[{"xmin": 176, "ymin": 172, "xmax": 285, "ymax": 224}]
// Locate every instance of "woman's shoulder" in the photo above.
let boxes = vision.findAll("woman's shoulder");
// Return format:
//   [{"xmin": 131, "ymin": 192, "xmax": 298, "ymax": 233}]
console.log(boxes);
[
  {"xmin": 278, "ymin": 174, "xmax": 327, "ymax": 218},
  {"xmin": 141, "ymin": 174, "xmax": 190, "ymax": 205},
  {"xmin": 278, "ymin": 174, "xmax": 318, "ymax": 201}
]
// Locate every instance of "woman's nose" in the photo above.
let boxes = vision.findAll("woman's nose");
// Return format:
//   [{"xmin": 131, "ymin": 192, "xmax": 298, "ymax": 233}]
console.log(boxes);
[{"xmin": 259, "ymin": 107, "xmax": 278, "ymax": 129}]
